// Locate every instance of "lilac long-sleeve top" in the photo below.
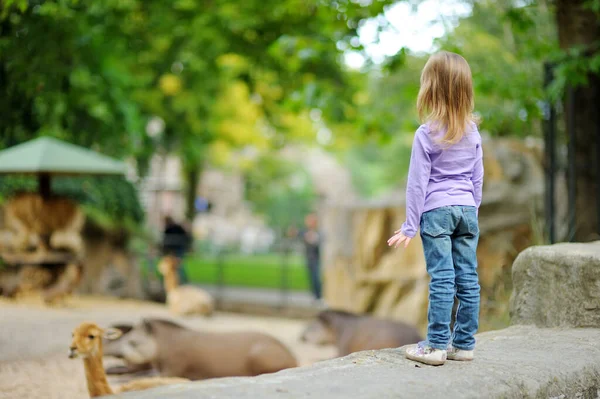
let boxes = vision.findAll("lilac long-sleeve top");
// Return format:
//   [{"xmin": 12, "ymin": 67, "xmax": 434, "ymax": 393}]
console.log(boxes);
[{"xmin": 400, "ymin": 122, "xmax": 484, "ymax": 238}]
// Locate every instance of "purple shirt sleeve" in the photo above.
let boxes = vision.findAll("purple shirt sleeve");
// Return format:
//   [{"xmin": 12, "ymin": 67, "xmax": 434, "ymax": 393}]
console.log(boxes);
[
  {"xmin": 400, "ymin": 126, "xmax": 432, "ymax": 238},
  {"xmin": 471, "ymin": 139, "xmax": 484, "ymax": 210}
]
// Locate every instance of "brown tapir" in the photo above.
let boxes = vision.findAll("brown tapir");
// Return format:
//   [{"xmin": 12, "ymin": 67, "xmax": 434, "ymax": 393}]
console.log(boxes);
[
  {"xmin": 103, "ymin": 318, "xmax": 298, "ymax": 380},
  {"xmin": 300, "ymin": 309, "xmax": 423, "ymax": 357},
  {"xmin": 103, "ymin": 324, "xmax": 154, "ymax": 376}
]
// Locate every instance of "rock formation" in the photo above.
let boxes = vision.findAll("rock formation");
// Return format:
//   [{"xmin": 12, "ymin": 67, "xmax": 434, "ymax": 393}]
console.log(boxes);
[{"xmin": 510, "ymin": 241, "xmax": 600, "ymax": 328}]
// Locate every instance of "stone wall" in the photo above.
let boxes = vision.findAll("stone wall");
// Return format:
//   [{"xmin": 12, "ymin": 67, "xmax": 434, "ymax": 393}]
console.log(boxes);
[{"xmin": 321, "ymin": 137, "xmax": 545, "ymax": 333}]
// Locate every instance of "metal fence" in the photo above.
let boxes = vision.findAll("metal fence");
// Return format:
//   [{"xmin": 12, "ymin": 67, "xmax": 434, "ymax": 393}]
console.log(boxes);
[
  {"xmin": 542, "ymin": 62, "xmax": 600, "ymax": 243},
  {"xmin": 138, "ymin": 233, "xmax": 314, "ymax": 312}
]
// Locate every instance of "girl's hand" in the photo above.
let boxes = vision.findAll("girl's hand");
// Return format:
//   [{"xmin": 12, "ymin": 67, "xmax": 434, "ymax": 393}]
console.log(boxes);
[{"xmin": 387, "ymin": 229, "xmax": 412, "ymax": 248}]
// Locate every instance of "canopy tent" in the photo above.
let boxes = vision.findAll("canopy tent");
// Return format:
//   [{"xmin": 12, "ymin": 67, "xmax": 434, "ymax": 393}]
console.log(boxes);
[{"xmin": 0, "ymin": 136, "xmax": 126, "ymax": 197}]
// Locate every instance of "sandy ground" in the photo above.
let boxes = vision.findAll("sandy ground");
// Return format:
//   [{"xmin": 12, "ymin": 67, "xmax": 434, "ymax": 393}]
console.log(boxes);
[{"xmin": 0, "ymin": 295, "xmax": 336, "ymax": 399}]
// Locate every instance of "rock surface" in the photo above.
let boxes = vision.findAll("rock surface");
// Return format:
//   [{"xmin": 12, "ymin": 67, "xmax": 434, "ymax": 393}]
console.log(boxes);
[
  {"xmin": 510, "ymin": 241, "xmax": 600, "ymax": 328},
  {"xmin": 107, "ymin": 325, "xmax": 600, "ymax": 399}
]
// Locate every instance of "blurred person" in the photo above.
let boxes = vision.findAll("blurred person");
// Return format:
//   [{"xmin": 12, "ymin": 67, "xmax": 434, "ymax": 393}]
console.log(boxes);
[
  {"xmin": 285, "ymin": 224, "xmax": 299, "ymax": 240},
  {"xmin": 387, "ymin": 51, "xmax": 483, "ymax": 366},
  {"xmin": 162, "ymin": 215, "xmax": 192, "ymax": 285},
  {"xmin": 300, "ymin": 213, "xmax": 324, "ymax": 306}
]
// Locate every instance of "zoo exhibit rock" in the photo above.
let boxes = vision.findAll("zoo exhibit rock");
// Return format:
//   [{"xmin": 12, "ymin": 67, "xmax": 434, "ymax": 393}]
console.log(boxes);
[
  {"xmin": 107, "ymin": 326, "xmax": 600, "ymax": 399},
  {"xmin": 320, "ymin": 138, "xmax": 546, "ymax": 331},
  {"xmin": 510, "ymin": 241, "xmax": 600, "ymax": 328}
]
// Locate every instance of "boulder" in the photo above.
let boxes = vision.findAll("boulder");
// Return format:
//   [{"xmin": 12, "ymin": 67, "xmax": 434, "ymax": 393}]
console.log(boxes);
[{"xmin": 510, "ymin": 241, "xmax": 600, "ymax": 328}]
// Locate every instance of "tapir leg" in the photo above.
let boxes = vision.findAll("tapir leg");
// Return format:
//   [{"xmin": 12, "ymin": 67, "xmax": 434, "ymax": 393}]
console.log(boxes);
[
  {"xmin": 247, "ymin": 342, "xmax": 298, "ymax": 376},
  {"xmin": 106, "ymin": 363, "xmax": 154, "ymax": 375}
]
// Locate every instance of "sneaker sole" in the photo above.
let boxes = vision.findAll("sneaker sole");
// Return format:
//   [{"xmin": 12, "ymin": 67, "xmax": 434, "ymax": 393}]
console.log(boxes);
[
  {"xmin": 405, "ymin": 352, "xmax": 446, "ymax": 366},
  {"xmin": 447, "ymin": 351, "xmax": 474, "ymax": 361},
  {"xmin": 447, "ymin": 355, "xmax": 474, "ymax": 361}
]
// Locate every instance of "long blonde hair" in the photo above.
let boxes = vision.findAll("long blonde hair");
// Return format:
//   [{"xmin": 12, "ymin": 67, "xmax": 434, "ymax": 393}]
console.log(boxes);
[{"xmin": 417, "ymin": 51, "xmax": 476, "ymax": 145}]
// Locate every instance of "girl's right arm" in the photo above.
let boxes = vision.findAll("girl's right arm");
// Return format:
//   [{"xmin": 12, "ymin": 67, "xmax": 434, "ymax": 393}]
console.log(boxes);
[{"xmin": 400, "ymin": 126, "xmax": 432, "ymax": 238}]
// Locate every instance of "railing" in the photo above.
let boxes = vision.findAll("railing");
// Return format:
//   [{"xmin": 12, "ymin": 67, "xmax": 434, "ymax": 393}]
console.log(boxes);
[
  {"xmin": 543, "ymin": 61, "xmax": 600, "ymax": 243},
  {"xmin": 138, "ymin": 237, "xmax": 313, "ymax": 312}
]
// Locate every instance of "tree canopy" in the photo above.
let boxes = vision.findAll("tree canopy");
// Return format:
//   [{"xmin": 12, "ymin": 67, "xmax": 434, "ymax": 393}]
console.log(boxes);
[
  {"xmin": 1, "ymin": 0, "xmax": 598, "ymax": 228},
  {"xmin": 0, "ymin": 0, "xmax": 393, "ymax": 159},
  {"xmin": 1, "ymin": 0, "xmax": 398, "ymax": 220},
  {"xmin": 341, "ymin": 0, "xmax": 560, "ymax": 197}
]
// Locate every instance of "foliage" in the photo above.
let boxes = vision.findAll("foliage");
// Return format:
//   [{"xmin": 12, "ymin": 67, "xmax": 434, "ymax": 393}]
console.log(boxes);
[
  {"xmin": 498, "ymin": 0, "xmax": 599, "ymax": 100},
  {"xmin": 345, "ymin": 136, "xmax": 413, "ymax": 197},
  {"xmin": 437, "ymin": 0, "xmax": 557, "ymax": 137},
  {"xmin": 2, "ymin": 0, "xmax": 597, "ymax": 215},
  {"xmin": 0, "ymin": 0, "xmax": 399, "ymax": 221},
  {"xmin": 0, "ymin": 175, "xmax": 144, "ymax": 232},
  {"xmin": 243, "ymin": 154, "xmax": 317, "ymax": 231},
  {"xmin": 546, "ymin": 45, "xmax": 600, "ymax": 101},
  {"xmin": 343, "ymin": 0, "xmax": 558, "ymax": 197},
  {"xmin": 0, "ymin": 1, "xmax": 149, "ymax": 158},
  {"xmin": 0, "ymin": 0, "xmax": 398, "ymax": 151}
]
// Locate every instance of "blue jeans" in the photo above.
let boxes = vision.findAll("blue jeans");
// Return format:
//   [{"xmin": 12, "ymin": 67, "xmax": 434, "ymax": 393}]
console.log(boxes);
[
  {"xmin": 175, "ymin": 249, "xmax": 189, "ymax": 285},
  {"xmin": 306, "ymin": 257, "xmax": 322, "ymax": 300},
  {"xmin": 167, "ymin": 248, "xmax": 189, "ymax": 285},
  {"xmin": 420, "ymin": 206, "xmax": 481, "ymax": 351}
]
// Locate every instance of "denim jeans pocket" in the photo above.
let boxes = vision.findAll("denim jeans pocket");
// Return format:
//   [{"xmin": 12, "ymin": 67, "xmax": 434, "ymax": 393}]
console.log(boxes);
[
  {"xmin": 420, "ymin": 208, "xmax": 450, "ymax": 237},
  {"xmin": 463, "ymin": 207, "xmax": 479, "ymax": 236}
]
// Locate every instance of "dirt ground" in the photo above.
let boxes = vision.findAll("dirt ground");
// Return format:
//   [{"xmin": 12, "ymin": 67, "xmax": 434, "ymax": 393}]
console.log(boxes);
[{"xmin": 0, "ymin": 295, "xmax": 336, "ymax": 399}]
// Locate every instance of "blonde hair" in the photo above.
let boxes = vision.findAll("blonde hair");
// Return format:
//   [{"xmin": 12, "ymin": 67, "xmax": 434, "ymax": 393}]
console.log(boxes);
[{"xmin": 417, "ymin": 51, "xmax": 476, "ymax": 145}]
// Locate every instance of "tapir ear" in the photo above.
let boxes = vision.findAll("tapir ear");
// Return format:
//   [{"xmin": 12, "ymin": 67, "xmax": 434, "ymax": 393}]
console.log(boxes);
[
  {"xmin": 110, "ymin": 324, "xmax": 133, "ymax": 335},
  {"xmin": 141, "ymin": 319, "xmax": 154, "ymax": 334},
  {"xmin": 316, "ymin": 309, "xmax": 331, "ymax": 322},
  {"xmin": 103, "ymin": 328, "xmax": 123, "ymax": 340}
]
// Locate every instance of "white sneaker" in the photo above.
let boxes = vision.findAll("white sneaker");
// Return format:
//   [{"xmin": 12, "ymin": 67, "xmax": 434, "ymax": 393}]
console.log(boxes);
[
  {"xmin": 405, "ymin": 341, "xmax": 447, "ymax": 366},
  {"xmin": 446, "ymin": 344, "xmax": 474, "ymax": 361}
]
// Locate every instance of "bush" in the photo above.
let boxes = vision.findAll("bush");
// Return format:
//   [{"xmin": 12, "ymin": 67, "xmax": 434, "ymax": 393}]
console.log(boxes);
[{"xmin": 0, "ymin": 175, "xmax": 144, "ymax": 232}]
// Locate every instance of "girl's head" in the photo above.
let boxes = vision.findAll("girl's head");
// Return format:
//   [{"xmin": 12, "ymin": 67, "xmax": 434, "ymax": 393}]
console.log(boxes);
[{"xmin": 417, "ymin": 51, "xmax": 476, "ymax": 145}]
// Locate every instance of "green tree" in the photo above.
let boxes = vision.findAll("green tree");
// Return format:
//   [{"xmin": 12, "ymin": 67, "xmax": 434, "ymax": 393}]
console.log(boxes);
[
  {"xmin": 244, "ymin": 154, "xmax": 316, "ymax": 232},
  {"xmin": 125, "ymin": 0, "xmax": 396, "ymax": 219},
  {"xmin": 0, "ymin": 0, "xmax": 148, "ymax": 158},
  {"xmin": 437, "ymin": 0, "xmax": 557, "ymax": 137},
  {"xmin": 486, "ymin": 0, "xmax": 600, "ymax": 240},
  {"xmin": 342, "ymin": 1, "xmax": 559, "ymax": 197},
  {"xmin": 1, "ymin": 0, "xmax": 396, "ymax": 221}
]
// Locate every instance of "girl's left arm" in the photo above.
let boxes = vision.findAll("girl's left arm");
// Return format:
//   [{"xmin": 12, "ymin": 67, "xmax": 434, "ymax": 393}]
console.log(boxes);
[{"xmin": 471, "ymin": 138, "xmax": 484, "ymax": 214}]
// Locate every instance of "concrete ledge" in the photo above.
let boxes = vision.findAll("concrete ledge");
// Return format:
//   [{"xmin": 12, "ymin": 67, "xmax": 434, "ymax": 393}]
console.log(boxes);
[{"xmin": 110, "ymin": 326, "xmax": 600, "ymax": 399}]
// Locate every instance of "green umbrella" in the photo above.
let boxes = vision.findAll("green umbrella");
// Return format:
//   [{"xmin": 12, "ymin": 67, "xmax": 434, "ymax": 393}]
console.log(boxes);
[{"xmin": 0, "ymin": 136, "xmax": 126, "ymax": 198}]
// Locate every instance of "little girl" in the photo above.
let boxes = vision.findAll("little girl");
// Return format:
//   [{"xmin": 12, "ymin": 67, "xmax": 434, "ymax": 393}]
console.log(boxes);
[{"xmin": 387, "ymin": 51, "xmax": 483, "ymax": 366}]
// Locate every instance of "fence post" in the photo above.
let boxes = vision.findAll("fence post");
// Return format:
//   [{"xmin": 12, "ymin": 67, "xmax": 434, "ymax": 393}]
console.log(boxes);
[
  {"xmin": 596, "ymin": 78, "xmax": 600, "ymax": 238},
  {"xmin": 543, "ymin": 62, "xmax": 556, "ymax": 244},
  {"xmin": 215, "ymin": 248, "xmax": 225, "ymax": 309},
  {"xmin": 566, "ymin": 84, "xmax": 577, "ymax": 241},
  {"xmin": 280, "ymin": 238, "xmax": 290, "ymax": 311}
]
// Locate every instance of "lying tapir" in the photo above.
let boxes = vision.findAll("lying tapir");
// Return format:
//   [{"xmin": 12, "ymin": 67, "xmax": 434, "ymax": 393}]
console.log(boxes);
[
  {"xmin": 103, "ymin": 324, "xmax": 155, "ymax": 376},
  {"xmin": 103, "ymin": 318, "xmax": 298, "ymax": 380},
  {"xmin": 300, "ymin": 309, "xmax": 423, "ymax": 357}
]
